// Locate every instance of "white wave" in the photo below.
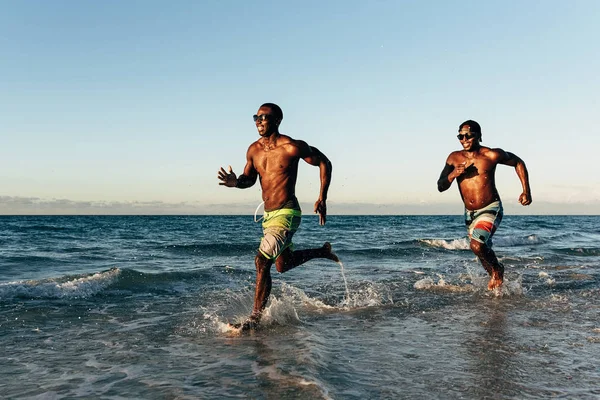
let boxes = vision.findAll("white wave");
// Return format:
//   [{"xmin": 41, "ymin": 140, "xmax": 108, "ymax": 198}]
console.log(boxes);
[
  {"xmin": 495, "ymin": 234, "xmax": 543, "ymax": 246},
  {"xmin": 0, "ymin": 268, "xmax": 121, "ymax": 300},
  {"xmin": 420, "ymin": 238, "xmax": 470, "ymax": 250},
  {"xmin": 421, "ymin": 234, "xmax": 543, "ymax": 250}
]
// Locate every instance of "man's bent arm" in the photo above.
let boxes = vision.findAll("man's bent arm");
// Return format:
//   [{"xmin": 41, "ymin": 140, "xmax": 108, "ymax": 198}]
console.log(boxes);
[
  {"xmin": 305, "ymin": 146, "xmax": 332, "ymax": 201},
  {"xmin": 504, "ymin": 152, "xmax": 532, "ymax": 204},
  {"xmin": 437, "ymin": 163, "xmax": 455, "ymax": 192},
  {"xmin": 302, "ymin": 145, "xmax": 332, "ymax": 225},
  {"xmin": 498, "ymin": 151, "xmax": 532, "ymax": 205}
]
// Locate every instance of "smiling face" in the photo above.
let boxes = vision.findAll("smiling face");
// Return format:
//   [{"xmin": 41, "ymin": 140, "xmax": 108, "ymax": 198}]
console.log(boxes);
[
  {"xmin": 254, "ymin": 105, "xmax": 279, "ymax": 137},
  {"xmin": 457, "ymin": 125, "xmax": 480, "ymax": 151}
]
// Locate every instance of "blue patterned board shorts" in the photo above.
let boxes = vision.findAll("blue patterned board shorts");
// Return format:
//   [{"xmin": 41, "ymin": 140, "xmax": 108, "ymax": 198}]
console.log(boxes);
[{"xmin": 465, "ymin": 201, "xmax": 503, "ymax": 246}]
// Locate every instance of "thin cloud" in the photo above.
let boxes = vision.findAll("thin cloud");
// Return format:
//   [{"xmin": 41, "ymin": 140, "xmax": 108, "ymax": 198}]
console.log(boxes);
[{"xmin": 0, "ymin": 196, "xmax": 598, "ymax": 215}]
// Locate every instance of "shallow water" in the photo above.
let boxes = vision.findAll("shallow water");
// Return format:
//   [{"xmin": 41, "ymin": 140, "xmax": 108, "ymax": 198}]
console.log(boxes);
[{"xmin": 1, "ymin": 215, "xmax": 599, "ymax": 399}]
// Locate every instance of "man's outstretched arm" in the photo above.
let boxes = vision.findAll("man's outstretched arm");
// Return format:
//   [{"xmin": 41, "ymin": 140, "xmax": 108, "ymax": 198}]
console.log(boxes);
[{"xmin": 218, "ymin": 151, "xmax": 258, "ymax": 189}]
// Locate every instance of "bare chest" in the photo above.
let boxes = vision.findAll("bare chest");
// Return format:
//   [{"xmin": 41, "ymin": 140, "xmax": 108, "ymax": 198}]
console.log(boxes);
[
  {"xmin": 254, "ymin": 148, "xmax": 297, "ymax": 175},
  {"xmin": 457, "ymin": 156, "xmax": 496, "ymax": 183}
]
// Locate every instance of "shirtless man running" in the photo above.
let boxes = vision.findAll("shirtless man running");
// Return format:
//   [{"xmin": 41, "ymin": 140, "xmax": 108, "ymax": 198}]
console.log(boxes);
[
  {"xmin": 218, "ymin": 103, "xmax": 338, "ymax": 331},
  {"xmin": 437, "ymin": 120, "xmax": 532, "ymax": 289}
]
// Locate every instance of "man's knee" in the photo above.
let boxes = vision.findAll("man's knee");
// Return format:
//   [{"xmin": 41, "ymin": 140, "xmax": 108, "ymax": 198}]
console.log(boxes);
[
  {"xmin": 255, "ymin": 253, "xmax": 272, "ymax": 273},
  {"xmin": 470, "ymin": 239, "xmax": 486, "ymax": 255},
  {"xmin": 274, "ymin": 256, "xmax": 288, "ymax": 273},
  {"xmin": 274, "ymin": 248, "xmax": 293, "ymax": 273}
]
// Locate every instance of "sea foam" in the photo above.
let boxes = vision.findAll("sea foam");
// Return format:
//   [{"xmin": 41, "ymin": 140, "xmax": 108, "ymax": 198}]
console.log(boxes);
[
  {"xmin": 0, "ymin": 268, "xmax": 121, "ymax": 300},
  {"xmin": 420, "ymin": 238, "xmax": 470, "ymax": 250}
]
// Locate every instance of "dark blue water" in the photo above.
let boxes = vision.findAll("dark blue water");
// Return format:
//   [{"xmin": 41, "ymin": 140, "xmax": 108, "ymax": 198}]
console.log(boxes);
[{"xmin": 1, "ymin": 215, "xmax": 599, "ymax": 399}]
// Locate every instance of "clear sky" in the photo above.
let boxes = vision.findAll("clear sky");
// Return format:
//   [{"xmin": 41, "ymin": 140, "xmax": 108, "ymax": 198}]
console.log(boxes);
[{"xmin": 2, "ymin": 0, "xmax": 599, "ymax": 215}]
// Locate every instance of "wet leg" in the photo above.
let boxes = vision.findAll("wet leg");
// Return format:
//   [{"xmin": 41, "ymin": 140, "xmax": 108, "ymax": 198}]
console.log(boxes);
[
  {"xmin": 470, "ymin": 240, "xmax": 504, "ymax": 290},
  {"xmin": 275, "ymin": 242, "xmax": 339, "ymax": 273},
  {"xmin": 489, "ymin": 262, "xmax": 504, "ymax": 290},
  {"xmin": 234, "ymin": 253, "xmax": 272, "ymax": 331}
]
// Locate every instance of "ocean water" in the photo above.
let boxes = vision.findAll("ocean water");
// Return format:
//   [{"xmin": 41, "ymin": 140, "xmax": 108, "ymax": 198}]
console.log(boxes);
[{"xmin": 1, "ymin": 215, "xmax": 599, "ymax": 399}]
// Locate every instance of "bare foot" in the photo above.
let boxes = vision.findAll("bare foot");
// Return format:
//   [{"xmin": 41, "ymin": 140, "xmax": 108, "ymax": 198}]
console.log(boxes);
[
  {"xmin": 229, "ymin": 316, "xmax": 259, "ymax": 332},
  {"xmin": 323, "ymin": 242, "xmax": 339, "ymax": 262},
  {"xmin": 487, "ymin": 263, "xmax": 504, "ymax": 290}
]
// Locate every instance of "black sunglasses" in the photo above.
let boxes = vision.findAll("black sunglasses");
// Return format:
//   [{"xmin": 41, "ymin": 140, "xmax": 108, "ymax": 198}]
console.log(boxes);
[
  {"xmin": 457, "ymin": 132, "xmax": 478, "ymax": 140},
  {"xmin": 253, "ymin": 114, "xmax": 272, "ymax": 122}
]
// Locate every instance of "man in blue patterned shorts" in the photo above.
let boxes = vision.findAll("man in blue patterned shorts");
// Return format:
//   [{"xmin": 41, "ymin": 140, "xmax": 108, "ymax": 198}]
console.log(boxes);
[
  {"xmin": 218, "ymin": 103, "xmax": 338, "ymax": 331},
  {"xmin": 437, "ymin": 120, "xmax": 532, "ymax": 290}
]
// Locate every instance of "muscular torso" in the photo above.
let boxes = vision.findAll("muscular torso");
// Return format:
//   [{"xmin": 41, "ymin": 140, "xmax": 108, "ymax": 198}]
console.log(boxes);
[
  {"xmin": 249, "ymin": 136, "xmax": 303, "ymax": 211},
  {"xmin": 451, "ymin": 147, "xmax": 501, "ymax": 210}
]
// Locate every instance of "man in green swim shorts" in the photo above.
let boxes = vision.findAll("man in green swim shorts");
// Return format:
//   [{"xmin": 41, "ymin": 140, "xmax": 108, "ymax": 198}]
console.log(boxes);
[{"xmin": 218, "ymin": 103, "xmax": 338, "ymax": 331}]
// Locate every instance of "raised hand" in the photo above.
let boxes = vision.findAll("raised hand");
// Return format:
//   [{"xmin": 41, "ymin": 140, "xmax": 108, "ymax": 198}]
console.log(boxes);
[
  {"xmin": 314, "ymin": 199, "xmax": 327, "ymax": 225},
  {"xmin": 218, "ymin": 165, "xmax": 238, "ymax": 187}
]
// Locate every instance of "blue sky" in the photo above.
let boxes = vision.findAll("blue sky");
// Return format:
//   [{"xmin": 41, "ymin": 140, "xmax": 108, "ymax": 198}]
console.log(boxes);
[{"xmin": 1, "ymin": 0, "xmax": 599, "ymax": 214}]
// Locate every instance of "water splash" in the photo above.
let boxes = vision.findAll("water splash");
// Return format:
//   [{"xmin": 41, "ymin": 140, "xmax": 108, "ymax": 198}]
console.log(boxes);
[
  {"xmin": 414, "ymin": 276, "xmax": 474, "ymax": 293},
  {"xmin": 260, "ymin": 295, "xmax": 302, "ymax": 326},
  {"xmin": 414, "ymin": 271, "xmax": 525, "ymax": 297},
  {"xmin": 281, "ymin": 282, "xmax": 391, "ymax": 311},
  {"xmin": 538, "ymin": 271, "xmax": 556, "ymax": 286},
  {"xmin": 204, "ymin": 287, "xmax": 303, "ymax": 334},
  {"xmin": 489, "ymin": 275, "xmax": 525, "ymax": 297},
  {"xmin": 337, "ymin": 260, "xmax": 351, "ymax": 306},
  {"xmin": 280, "ymin": 283, "xmax": 335, "ymax": 310},
  {"xmin": 343, "ymin": 282, "xmax": 393, "ymax": 308}
]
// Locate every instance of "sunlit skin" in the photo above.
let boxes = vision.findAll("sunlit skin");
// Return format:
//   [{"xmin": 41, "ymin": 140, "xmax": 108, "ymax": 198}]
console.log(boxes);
[
  {"xmin": 218, "ymin": 105, "xmax": 338, "ymax": 332},
  {"xmin": 437, "ymin": 124, "xmax": 532, "ymax": 290}
]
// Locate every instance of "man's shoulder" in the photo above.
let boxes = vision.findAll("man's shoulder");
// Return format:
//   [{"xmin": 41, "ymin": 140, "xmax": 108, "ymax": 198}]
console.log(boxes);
[
  {"xmin": 479, "ymin": 146, "xmax": 505, "ymax": 159},
  {"xmin": 479, "ymin": 145, "xmax": 495, "ymax": 153},
  {"xmin": 279, "ymin": 135, "xmax": 311, "ymax": 151},
  {"xmin": 446, "ymin": 150, "xmax": 463, "ymax": 162},
  {"xmin": 247, "ymin": 140, "xmax": 262, "ymax": 151},
  {"xmin": 278, "ymin": 134, "xmax": 300, "ymax": 145}
]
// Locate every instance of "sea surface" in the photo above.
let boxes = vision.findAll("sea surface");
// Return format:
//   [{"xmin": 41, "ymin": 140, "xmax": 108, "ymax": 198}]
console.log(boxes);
[{"xmin": 1, "ymin": 215, "xmax": 599, "ymax": 399}]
